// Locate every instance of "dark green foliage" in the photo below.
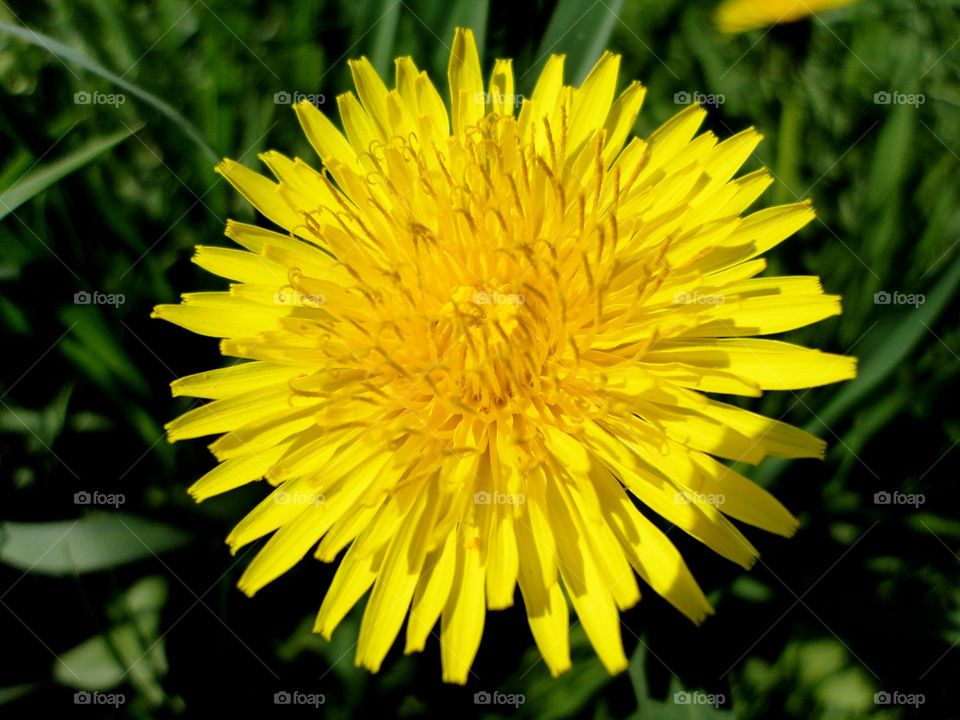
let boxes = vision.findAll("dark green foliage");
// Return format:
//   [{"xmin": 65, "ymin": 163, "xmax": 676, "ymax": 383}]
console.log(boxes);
[{"xmin": 0, "ymin": 1, "xmax": 956, "ymax": 717}]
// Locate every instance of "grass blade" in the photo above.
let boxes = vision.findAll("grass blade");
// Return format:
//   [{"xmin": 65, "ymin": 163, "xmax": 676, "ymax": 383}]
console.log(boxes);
[
  {"xmin": 0, "ymin": 127, "xmax": 136, "ymax": 221},
  {"xmin": 0, "ymin": 21, "xmax": 217, "ymax": 162},
  {"xmin": 531, "ymin": 0, "xmax": 624, "ymax": 86}
]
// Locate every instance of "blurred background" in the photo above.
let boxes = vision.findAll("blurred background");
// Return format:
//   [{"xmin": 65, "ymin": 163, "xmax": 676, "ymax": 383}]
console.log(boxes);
[{"xmin": 0, "ymin": 0, "xmax": 958, "ymax": 717}]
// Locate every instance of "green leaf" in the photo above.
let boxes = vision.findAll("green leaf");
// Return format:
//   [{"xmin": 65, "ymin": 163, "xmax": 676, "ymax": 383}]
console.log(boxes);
[
  {"xmin": 0, "ymin": 21, "xmax": 217, "ymax": 162},
  {"xmin": 367, "ymin": 0, "xmax": 401, "ymax": 79},
  {"xmin": 533, "ymin": 0, "xmax": 624, "ymax": 86},
  {"xmin": 501, "ymin": 625, "xmax": 612, "ymax": 719},
  {"xmin": 629, "ymin": 643, "xmax": 732, "ymax": 719},
  {"xmin": 0, "ymin": 150, "xmax": 34, "ymax": 189},
  {"xmin": 774, "ymin": 97, "xmax": 804, "ymax": 205},
  {"xmin": 0, "ymin": 684, "xmax": 39, "ymax": 705},
  {"xmin": 0, "ymin": 406, "xmax": 43, "ymax": 436},
  {"xmin": 816, "ymin": 667, "xmax": 878, "ymax": 714},
  {"xmin": 730, "ymin": 575, "xmax": 775, "ymax": 603},
  {"xmin": 58, "ymin": 306, "xmax": 149, "ymax": 397},
  {"xmin": 0, "ymin": 296, "xmax": 31, "ymax": 334},
  {"xmin": 55, "ymin": 629, "xmax": 134, "ymax": 690},
  {"xmin": 0, "ymin": 513, "xmax": 192, "ymax": 576},
  {"xmin": 0, "ymin": 128, "xmax": 135, "ymax": 222},
  {"xmin": 908, "ymin": 513, "xmax": 960, "ymax": 541},
  {"xmin": 866, "ymin": 103, "xmax": 915, "ymax": 212},
  {"xmin": 54, "ymin": 576, "xmax": 169, "ymax": 705}
]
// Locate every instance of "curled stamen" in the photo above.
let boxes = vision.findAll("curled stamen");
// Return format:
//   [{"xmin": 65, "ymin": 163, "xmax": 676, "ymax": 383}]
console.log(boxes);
[{"xmin": 366, "ymin": 139, "xmax": 386, "ymax": 160}]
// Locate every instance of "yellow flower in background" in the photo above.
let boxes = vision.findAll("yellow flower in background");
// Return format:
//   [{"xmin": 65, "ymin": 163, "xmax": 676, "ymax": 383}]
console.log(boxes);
[
  {"xmin": 716, "ymin": 0, "xmax": 857, "ymax": 33},
  {"xmin": 154, "ymin": 28, "xmax": 856, "ymax": 682}
]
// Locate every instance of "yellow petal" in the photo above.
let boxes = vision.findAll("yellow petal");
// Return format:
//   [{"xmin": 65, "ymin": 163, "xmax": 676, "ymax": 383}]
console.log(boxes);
[
  {"xmin": 698, "ymin": 397, "xmax": 827, "ymax": 458},
  {"xmin": 215, "ymin": 158, "xmax": 304, "ymax": 234},
  {"xmin": 487, "ymin": 58, "xmax": 515, "ymax": 116},
  {"xmin": 337, "ymin": 91, "xmax": 381, "ymax": 158},
  {"xmin": 515, "ymin": 473, "xmax": 570, "ymax": 675},
  {"xmin": 225, "ymin": 475, "xmax": 317, "ymax": 552},
  {"xmin": 314, "ymin": 529, "xmax": 384, "ymax": 638},
  {"xmin": 681, "ymin": 293, "xmax": 843, "ymax": 337},
  {"xmin": 191, "ymin": 245, "xmax": 287, "ymax": 284},
  {"xmin": 448, "ymin": 27, "xmax": 484, "ymax": 136},
  {"xmin": 568, "ymin": 51, "xmax": 621, "ymax": 156},
  {"xmin": 440, "ymin": 518, "xmax": 486, "ymax": 684},
  {"xmin": 695, "ymin": 128, "xmax": 763, "ymax": 199},
  {"xmin": 690, "ymin": 452, "xmax": 799, "ymax": 536},
  {"xmin": 546, "ymin": 479, "xmax": 628, "ymax": 674},
  {"xmin": 152, "ymin": 294, "xmax": 288, "ymax": 339},
  {"xmin": 209, "ymin": 407, "xmax": 318, "ymax": 461},
  {"xmin": 518, "ymin": 54, "xmax": 565, "ymax": 143},
  {"xmin": 293, "ymin": 100, "xmax": 361, "ymax": 172},
  {"xmin": 717, "ymin": 0, "xmax": 856, "ymax": 33},
  {"xmin": 584, "ymin": 420, "xmax": 759, "ymax": 568},
  {"xmin": 637, "ymin": 400, "xmax": 767, "ymax": 465},
  {"xmin": 645, "ymin": 338, "xmax": 858, "ymax": 390},
  {"xmin": 394, "ymin": 56, "xmax": 420, "ymax": 111},
  {"xmin": 165, "ymin": 382, "xmax": 297, "ymax": 441},
  {"xmin": 590, "ymin": 464, "xmax": 713, "ymax": 623},
  {"xmin": 485, "ymin": 500, "xmax": 518, "ymax": 609},
  {"xmin": 640, "ymin": 104, "xmax": 707, "ymax": 179},
  {"xmin": 723, "ymin": 201, "xmax": 816, "ymax": 260},
  {"xmin": 562, "ymin": 461, "xmax": 641, "ymax": 610},
  {"xmin": 258, "ymin": 151, "xmax": 344, "ymax": 221},
  {"xmin": 602, "ymin": 81, "xmax": 646, "ymax": 165},
  {"xmin": 315, "ymin": 502, "xmax": 381, "ymax": 562},
  {"xmin": 405, "ymin": 531, "xmax": 457, "ymax": 653},
  {"xmin": 518, "ymin": 570, "xmax": 570, "ymax": 676},
  {"xmin": 357, "ymin": 482, "xmax": 438, "ymax": 671},
  {"xmin": 171, "ymin": 362, "xmax": 309, "ymax": 399},
  {"xmin": 350, "ymin": 56, "xmax": 393, "ymax": 138},
  {"xmin": 415, "ymin": 70, "xmax": 450, "ymax": 137},
  {"xmin": 188, "ymin": 441, "xmax": 292, "ymax": 502}
]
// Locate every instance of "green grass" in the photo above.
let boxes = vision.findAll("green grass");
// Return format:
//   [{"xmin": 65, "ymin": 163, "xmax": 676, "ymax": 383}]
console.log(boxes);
[{"xmin": 0, "ymin": 0, "xmax": 958, "ymax": 717}]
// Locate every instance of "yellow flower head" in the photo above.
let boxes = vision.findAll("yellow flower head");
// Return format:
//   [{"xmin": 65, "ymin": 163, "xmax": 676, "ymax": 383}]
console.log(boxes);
[
  {"xmin": 716, "ymin": 0, "xmax": 857, "ymax": 33},
  {"xmin": 154, "ymin": 28, "xmax": 856, "ymax": 683}
]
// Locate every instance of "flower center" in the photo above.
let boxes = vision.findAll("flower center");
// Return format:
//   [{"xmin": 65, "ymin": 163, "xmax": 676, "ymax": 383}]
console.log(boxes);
[{"xmin": 441, "ymin": 283, "xmax": 523, "ymax": 337}]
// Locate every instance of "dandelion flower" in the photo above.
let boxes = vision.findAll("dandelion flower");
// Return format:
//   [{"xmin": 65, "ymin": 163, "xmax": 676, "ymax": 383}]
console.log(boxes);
[
  {"xmin": 716, "ymin": 0, "xmax": 857, "ymax": 33},
  {"xmin": 154, "ymin": 28, "xmax": 856, "ymax": 683}
]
